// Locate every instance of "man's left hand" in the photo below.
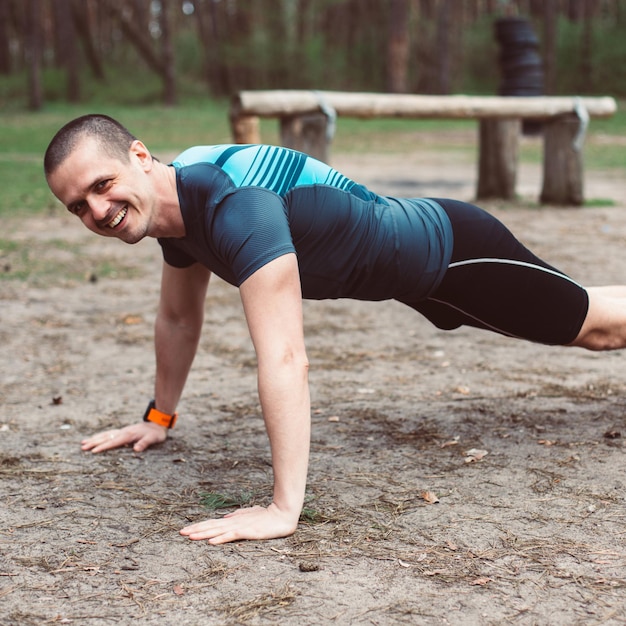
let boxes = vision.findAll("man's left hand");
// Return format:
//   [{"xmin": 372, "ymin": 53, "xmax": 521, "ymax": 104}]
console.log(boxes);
[{"xmin": 180, "ymin": 503, "xmax": 299, "ymax": 544}]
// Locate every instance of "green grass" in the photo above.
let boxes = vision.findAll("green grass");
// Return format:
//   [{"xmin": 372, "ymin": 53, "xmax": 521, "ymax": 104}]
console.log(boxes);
[
  {"xmin": 582, "ymin": 141, "xmax": 626, "ymax": 170},
  {"xmin": 200, "ymin": 491, "xmax": 254, "ymax": 510},
  {"xmin": 1, "ymin": 99, "xmax": 623, "ymax": 216},
  {"xmin": 0, "ymin": 100, "xmax": 233, "ymax": 216},
  {"xmin": 0, "ymin": 157, "xmax": 60, "ymax": 214},
  {"xmin": 331, "ymin": 117, "xmax": 478, "ymax": 155},
  {"xmin": 299, "ymin": 506, "xmax": 324, "ymax": 524},
  {"xmin": 0, "ymin": 236, "xmax": 141, "ymax": 285},
  {"xmin": 583, "ymin": 197, "xmax": 616, "ymax": 208}
]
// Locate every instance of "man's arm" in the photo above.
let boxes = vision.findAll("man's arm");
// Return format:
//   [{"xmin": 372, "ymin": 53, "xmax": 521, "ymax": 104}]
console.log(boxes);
[
  {"xmin": 81, "ymin": 261, "xmax": 210, "ymax": 453},
  {"xmin": 180, "ymin": 252, "xmax": 310, "ymax": 543},
  {"xmin": 153, "ymin": 261, "xmax": 211, "ymax": 416}
]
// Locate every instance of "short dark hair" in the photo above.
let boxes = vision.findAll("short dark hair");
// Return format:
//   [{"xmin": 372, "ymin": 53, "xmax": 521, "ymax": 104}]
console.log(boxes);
[{"xmin": 44, "ymin": 114, "xmax": 137, "ymax": 176}]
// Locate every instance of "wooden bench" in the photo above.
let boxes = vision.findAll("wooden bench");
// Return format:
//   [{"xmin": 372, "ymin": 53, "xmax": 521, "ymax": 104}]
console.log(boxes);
[{"xmin": 229, "ymin": 90, "xmax": 617, "ymax": 205}]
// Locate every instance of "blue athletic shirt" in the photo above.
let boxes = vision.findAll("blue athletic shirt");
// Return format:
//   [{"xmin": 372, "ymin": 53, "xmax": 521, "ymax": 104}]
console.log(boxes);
[{"xmin": 159, "ymin": 145, "xmax": 453, "ymax": 302}]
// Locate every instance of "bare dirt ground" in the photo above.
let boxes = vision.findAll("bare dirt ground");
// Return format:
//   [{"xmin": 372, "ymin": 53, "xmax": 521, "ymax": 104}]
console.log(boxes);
[{"xmin": 1, "ymin": 138, "xmax": 626, "ymax": 625}]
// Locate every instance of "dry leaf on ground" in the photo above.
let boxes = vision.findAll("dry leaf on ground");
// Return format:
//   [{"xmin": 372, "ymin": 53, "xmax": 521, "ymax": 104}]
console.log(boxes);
[
  {"xmin": 464, "ymin": 448, "xmax": 488, "ymax": 463},
  {"xmin": 421, "ymin": 491, "xmax": 440, "ymax": 504}
]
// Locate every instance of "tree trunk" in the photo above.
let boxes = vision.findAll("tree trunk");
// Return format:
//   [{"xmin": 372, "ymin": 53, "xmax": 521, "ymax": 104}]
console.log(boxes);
[
  {"xmin": 193, "ymin": 0, "xmax": 213, "ymax": 92},
  {"xmin": 195, "ymin": 0, "xmax": 231, "ymax": 96},
  {"xmin": 53, "ymin": 0, "xmax": 80, "ymax": 102},
  {"xmin": 106, "ymin": 0, "xmax": 164, "ymax": 75},
  {"xmin": 567, "ymin": 0, "xmax": 584, "ymax": 21},
  {"xmin": 25, "ymin": 0, "xmax": 42, "ymax": 110},
  {"xmin": 418, "ymin": 0, "xmax": 436, "ymax": 20},
  {"xmin": 131, "ymin": 0, "xmax": 150, "ymax": 31},
  {"xmin": 160, "ymin": 0, "xmax": 177, "ymax": 105},
  {"xmin": 436, "ymin": 0, "xmax": 452, "ymax": 94},
  {"xmin": 0, "ymin": 0, "xmax": 12, "ymax": 73},
  {"xmin": 579, "ymin": 0, "xmax": 596, "ymax": 92},
  {"xmin": 387, "ymin": 0, "xmax": 410, "ymax": 93},
  {"xmin": 296, "ymin": 0, "xmax": 312, "ymax": 42},
  {"xmin": 529, "ymin": 0, "xmax": 544, "ymax": 18},
  {"xmin": 484, "ymin": 0, "xmax": 497, "ymax": 14},
  {"xmin": 543, "ymin": 0, "xmax": 557, "ymax": 94},
  {"xmin": 71, "ymin": 0, "xmax": 105, "ymax": 80}
]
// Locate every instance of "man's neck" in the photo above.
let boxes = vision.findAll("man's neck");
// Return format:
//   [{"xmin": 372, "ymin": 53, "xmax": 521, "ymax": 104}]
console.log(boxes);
[{"xmin": 150, "ymin": 162, "xmax": 185, "ymax": 239}]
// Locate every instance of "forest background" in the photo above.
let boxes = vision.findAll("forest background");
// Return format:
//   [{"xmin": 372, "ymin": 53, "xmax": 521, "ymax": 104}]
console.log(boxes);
[{"xmin": 2, "ymin": 0, "xmax": 626, "ymax": 111}]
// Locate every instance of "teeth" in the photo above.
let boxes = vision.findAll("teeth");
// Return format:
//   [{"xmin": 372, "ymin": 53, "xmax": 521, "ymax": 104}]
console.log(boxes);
[{"xmin": 108, "ymin": 207, "xmax": 127, "ymax": 228}]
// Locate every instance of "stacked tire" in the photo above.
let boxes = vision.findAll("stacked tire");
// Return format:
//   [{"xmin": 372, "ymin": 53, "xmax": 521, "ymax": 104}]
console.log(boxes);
[{"xmin": 495, "ymin": 17, "xmax": 544, "ymax": 135}]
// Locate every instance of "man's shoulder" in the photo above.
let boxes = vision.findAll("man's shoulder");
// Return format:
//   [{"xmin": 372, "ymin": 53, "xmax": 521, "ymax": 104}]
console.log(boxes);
[
  {"xmin": 175, "ymin": 160, "xmax": 233, "ymax": 201},
  {"xmin": 172, "ymin": 145, "xmax": 238, "ymax": 167}
]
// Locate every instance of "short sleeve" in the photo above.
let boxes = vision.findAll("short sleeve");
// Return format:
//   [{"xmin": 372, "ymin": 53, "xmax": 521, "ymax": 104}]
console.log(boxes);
[
  {"xmin": 157, "ymin": 237, "xmax": 196, "ymax": 268},
  {"xmin": 212, "ymin": 187, "xmax": 296, "ymax": 285}
]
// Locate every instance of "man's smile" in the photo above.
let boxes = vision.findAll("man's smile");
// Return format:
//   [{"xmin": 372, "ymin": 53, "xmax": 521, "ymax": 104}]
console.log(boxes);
[{"xmin": 106, "ymin": 206, "xmax": 128, "ymax": 229}]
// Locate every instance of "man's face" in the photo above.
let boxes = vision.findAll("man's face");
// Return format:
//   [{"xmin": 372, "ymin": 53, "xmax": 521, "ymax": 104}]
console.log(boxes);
[{"xmin": 47, "ymin": 137, "xmax": 156, "ymax": 244}]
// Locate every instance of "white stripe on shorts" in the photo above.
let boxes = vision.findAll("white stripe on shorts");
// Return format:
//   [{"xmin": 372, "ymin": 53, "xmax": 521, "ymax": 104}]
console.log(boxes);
[
  {"xmin": 429, "ymin": 257, "xmax": 584, "ymax": 341},
  {"xmin": 448, "ymin": 257, "xmax": 583, "ymax": 288}
]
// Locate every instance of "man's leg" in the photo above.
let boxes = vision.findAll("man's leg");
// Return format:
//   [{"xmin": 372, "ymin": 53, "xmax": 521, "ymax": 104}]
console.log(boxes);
[
  {"xmin": 403, "ymin": 199, "xmax": 626, "ymax": 352},
  {"xmin": 571, "ymin": 286, "xmax": 626, "ymax": 351},
  {"xmin": 402, "ymin": 199, "xmax": 590, "ymax": 346}
]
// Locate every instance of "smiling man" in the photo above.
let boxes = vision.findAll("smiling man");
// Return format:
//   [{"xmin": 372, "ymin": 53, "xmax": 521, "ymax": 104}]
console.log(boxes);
[{"xmin": 44, "ymin": 113, "xmax": 626, "ymax": 545}]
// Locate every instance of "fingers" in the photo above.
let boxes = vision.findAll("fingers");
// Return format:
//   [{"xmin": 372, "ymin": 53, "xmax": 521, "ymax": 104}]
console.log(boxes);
[
  {"xmin": 80, "ymin": 429, "xmax": 125, "ymax": 453},
  {"xmin": 181, "ymin": 522, "xmax": 239, "ymax": 545},
  {"xmin": 180, "ymin": 517, "xmax": 248, "ymax": 544},
  {"xmin": 133, "ymin": 437, "xmax": 150, "ymax": 453},
  {"xmin": 180, "ymin": 507, "xmax": 260, "ymax": 543},
  {"xmin": 132, "ymin": 428, "xmax": 165, "ymax": 452},
  {"xmin": 135, "ymin": 422, "xmax": 168, "ymax": 449},
  {"xmin": 80, "ymin": 422, "xmax": 167, "ymax": 454},
  {"xmin": 180, "ymin": 506, "xmax": 297, "ymax": 544}
]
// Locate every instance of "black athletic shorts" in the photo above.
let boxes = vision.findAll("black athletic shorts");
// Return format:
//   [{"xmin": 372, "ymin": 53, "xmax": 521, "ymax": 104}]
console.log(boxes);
[{"xmin": 399, "ymin": 199, "xmax": 589, "ymax": 345}]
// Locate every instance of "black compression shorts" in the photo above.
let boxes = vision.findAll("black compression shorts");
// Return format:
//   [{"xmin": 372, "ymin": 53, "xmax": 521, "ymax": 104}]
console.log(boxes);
[{"xmin": 399, "ymin": 199, "xmax": 589, "ymax": 345}]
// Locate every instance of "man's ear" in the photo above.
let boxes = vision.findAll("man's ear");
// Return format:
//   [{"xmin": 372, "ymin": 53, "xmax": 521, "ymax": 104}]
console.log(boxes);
[{"xmin": 130, "ymin": 140, "xmax": 153, "ymax": 171}]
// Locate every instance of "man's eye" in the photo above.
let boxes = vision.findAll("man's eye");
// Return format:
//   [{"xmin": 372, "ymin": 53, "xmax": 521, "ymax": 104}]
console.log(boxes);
[
  {"xmin": 95, "ymin": 179, "xmax": 110, "ymax": 192},
  {"xmin": 69, "ymin": 202, "xmax": 85, "ymax": 216}
]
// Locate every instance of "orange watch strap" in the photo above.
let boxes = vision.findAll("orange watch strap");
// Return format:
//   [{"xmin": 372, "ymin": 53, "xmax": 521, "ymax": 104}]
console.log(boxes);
[{"xmin": 143, "ymin": 400, "xmax": 177, "ymax": 428}]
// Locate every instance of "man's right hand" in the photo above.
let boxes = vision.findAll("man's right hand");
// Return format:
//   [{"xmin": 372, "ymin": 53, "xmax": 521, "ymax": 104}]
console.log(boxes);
[{"xmin": 81, "ymin": 421, "xmax": 167, "ymax": 453}]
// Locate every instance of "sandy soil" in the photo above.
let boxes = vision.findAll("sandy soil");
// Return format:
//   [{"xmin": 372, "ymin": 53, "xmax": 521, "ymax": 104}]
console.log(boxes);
[{"xmin": 1, "ymin": 141, "xmax": 626, "ymax": 625}]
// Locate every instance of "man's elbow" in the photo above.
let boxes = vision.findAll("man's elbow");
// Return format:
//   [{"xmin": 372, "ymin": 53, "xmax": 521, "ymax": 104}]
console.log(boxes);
[
  {"xmin": 156, "ymin": 308, "xmax": 204, "ymax": 337},
  {"xmin": 266, "ymin": 346, "xmax": 309, "ymax": 374},
  {"xmin": 288, "ymin": 346, "xmax": 309, "ymax": 370}
]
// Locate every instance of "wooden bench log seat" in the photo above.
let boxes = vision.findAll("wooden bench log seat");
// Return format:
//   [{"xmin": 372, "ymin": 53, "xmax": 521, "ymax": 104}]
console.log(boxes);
[{"xmin": 229, "ymin": 90, "xmax": 617, "ymax": 205}]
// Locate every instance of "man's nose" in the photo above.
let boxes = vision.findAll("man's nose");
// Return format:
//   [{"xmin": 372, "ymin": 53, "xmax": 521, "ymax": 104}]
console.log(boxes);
[{"xmin": 88, "ymin": 196, "xmax": 109, "ymax": 220}]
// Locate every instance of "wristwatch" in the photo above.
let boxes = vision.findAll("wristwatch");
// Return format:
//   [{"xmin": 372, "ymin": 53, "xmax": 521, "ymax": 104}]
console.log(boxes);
[{"xmin": 143, "ymin": 400, "xmax": 178, "ymax": 428}]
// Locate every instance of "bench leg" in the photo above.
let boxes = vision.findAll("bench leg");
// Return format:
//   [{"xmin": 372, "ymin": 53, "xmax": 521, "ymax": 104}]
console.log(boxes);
[
  {"xmin": 477, "ymin": 118, "xmax": 520, "ymax": 200},
  {"xmin": 540, "ymin": 113, "xmax": 584, "ymax": 206},
  {"xmin": 230, "ymin": 114, "xmax": 261, "ymax": 144},
  {"xmin": 280, "ymin": 113, "xmax": 330, "ymax": 162}
]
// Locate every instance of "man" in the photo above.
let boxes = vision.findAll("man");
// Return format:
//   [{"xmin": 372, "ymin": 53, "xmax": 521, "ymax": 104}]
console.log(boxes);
[{"xmin": 44, "ymin": 114, "xmax": 626, "ymax": 545}]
